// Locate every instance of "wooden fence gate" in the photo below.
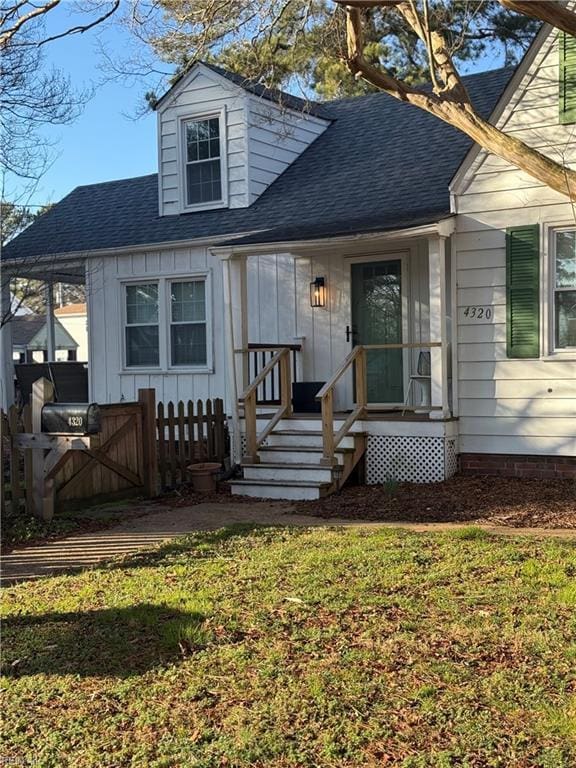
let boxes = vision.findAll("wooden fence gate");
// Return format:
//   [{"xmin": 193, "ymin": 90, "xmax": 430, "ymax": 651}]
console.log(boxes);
[
  {"xmin": 2, "ymin": 387, "xmax": 229, "ymax": 516},
  {"xmin": 53, "ymin": 397, "xmax": 155, "ymax": 509},
  {"xmin": 2, "ymin": 387, "xmax": 157, "ymax": 518}
]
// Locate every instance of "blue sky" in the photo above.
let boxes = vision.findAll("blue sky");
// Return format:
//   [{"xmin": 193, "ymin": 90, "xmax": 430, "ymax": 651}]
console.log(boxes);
[
  {"xmin": 18, "ymin": 3, "xmax": 168, "ymax": 208},
  {"xmin": 18, "ymin": 4, "xmax": 506, "ymax": 209}
]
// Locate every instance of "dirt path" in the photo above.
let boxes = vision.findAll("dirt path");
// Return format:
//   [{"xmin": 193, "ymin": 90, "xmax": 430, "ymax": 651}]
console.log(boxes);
[{"xmin": 3, "ymin": 502, "xmax": 575, "ymax": 585}]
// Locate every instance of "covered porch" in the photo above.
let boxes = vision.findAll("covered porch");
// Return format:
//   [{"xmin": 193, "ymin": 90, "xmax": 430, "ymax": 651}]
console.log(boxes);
[
  {"xmin": 217, "ymin": 220, "xmax": 459, "ymax": 495},
  {"xmin": 0, "ymin": 257, "xmax": 87, "ymax": 409}
]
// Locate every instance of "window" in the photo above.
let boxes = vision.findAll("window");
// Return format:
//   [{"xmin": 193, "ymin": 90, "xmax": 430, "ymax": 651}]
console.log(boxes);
[
  {"xmin": 123, "ymin": 277, "xmax": 210, "ymax": 369},
  {"xmin": 553, "ymin": 231, "xmax": 576, "ymax": 349},
  {"xmin": 125, "ymin": 283, "xmax": 159, "ymax": 367},
  {"xmin": 183, "ymin": 117, "xmax": 222, "ymax": 206},
  {"xmin": 170, "ymin": 280, "xmax": 207, "ymax": 366}
]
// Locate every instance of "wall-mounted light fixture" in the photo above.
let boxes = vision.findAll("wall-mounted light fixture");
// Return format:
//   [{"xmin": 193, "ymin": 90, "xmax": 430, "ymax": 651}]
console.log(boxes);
[{"xmin": 310, "ymin": 276, "xmax": 326, "ymax": 308}]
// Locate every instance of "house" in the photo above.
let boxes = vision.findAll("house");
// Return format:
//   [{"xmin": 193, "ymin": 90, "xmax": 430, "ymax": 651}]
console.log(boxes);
[
  {"xmin": 1, "ymin": 23, "xmax": 574, "ymax": 498},
  {"xmin": 11, "ymin": 314, "xmax": 78, "ymax": 364},
  {"xmin": 54, "ymin": 303, "xmax": 88, "ymax": 361}
]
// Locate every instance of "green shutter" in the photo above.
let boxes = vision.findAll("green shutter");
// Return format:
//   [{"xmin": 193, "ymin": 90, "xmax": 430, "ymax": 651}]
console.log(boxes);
[
  {"xmin": 506, "ymin": 225, "xmax": 540, "ymax": 359},
  {"xmin": 559, "ymin": 31, "xmax": 576, "ymax": 125}
]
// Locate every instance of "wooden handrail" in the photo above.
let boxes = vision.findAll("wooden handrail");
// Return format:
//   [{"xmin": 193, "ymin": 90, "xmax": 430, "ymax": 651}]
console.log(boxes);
[
  {"xmin": 361, "ymin": 342, "xmax": 442, "ymax": 350},
  {"xmin": 315, "ymin": 346, "xmax": 363, "ymax": 400},
  {"xmin": 316, "ymin": 341, "xmax": 444, "ymax": 464},
  {"xmin": 240, "ymin": 347, "xmax": 292, "ymax": 463},
  {"xmin": 316, "ymin": 345, "xmax": 367, "ymax": 465}
]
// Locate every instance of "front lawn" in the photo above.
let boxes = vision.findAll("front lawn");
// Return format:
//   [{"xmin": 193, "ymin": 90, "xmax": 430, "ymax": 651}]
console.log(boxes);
[
  {"xmin": 2, "ymin": 525, "xmax": 575, "ymax": 767},
  {"xmin": 2, "ymin": 500, "xmax": 152, "ymax": 549}
]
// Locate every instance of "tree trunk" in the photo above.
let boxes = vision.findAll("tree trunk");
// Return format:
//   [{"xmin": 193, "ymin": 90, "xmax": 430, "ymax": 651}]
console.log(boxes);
[
  {"xmin": 498, "ymin": 1, "xmax": 576, "ymax": 38},
  {"xmin": 343, "ymin": 3, "xmax": 576, "ymax": 200},
  {"xmin": 426, "ymin": 100, "xmax": 576, "ymax": 200}
]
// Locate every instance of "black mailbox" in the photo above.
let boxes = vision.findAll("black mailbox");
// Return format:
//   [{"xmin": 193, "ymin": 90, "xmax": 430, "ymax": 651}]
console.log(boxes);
[{"xmin": 41, "ymin": 403, "xmax": 101, "ymax": 435}]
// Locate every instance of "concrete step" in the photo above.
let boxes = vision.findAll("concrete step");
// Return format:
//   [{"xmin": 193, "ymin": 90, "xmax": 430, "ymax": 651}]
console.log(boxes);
[
  {"xmin": 265, "ymin": 431, "xmax": 356, "ymax": 449},
  {"xmin": 229, "ymin": 479, "xmax": 331, "ymax": 501},
  {"xmin": 242, "ymin": 462, "xmax": 339, "ymax": 483},
  {"xmin": 257, "ymin": 445, "xmax": 352, "ymax": 465}
]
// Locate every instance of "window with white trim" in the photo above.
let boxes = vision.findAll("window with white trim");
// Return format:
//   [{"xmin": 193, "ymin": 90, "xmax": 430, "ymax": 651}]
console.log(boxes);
[
  {"xmin": 125, "ymin": 283, "xmax": 159, "ymax": 367},
  {"xmin": 183, "ymin": 117, "xmax": 222, "ymax": 206},
  {"xmin": 553, "ymin": 230, "xmax": 576, "ymax": 349},
  {"xmin": 170, "ymin": 280, "xmax": 207, "ymax": 366},
  {"xmin": 123, "ymin": 277, "xmax": 210, "ymax": 369}
]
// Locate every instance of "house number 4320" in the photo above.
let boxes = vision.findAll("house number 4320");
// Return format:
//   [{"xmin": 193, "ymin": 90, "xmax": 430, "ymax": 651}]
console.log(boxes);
[{"xmin": 463, "ymin": 306, "xmax": 492, "ymax": 320}]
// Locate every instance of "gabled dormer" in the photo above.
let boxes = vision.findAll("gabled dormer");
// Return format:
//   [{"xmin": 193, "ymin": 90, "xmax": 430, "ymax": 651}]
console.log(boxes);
[{"xmin": 154, "ymin": 63, "xmax": 332, "ymax": 216}]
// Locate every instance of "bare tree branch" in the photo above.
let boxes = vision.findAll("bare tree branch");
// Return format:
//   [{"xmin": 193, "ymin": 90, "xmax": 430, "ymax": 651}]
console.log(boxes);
[
  {"xmin": 0, "ymin": 0, "xmax": 59, "ymax": 48},
  {"xmin": 36, "ymin": 1, "xmax": 121, "ymax": 48}
]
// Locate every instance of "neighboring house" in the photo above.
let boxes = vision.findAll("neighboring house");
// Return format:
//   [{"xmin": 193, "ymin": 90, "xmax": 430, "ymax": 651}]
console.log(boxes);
[
  {"xmin": 11, "ymin": 315, "xmax": 78, "ymax": 363},
  {"xmin": 1, "ymin": 24, "xmax": 574, "ymax": 498},
  {"xmin": 54, "ymin": 303, "xmax": 88, "ymax": 361}
]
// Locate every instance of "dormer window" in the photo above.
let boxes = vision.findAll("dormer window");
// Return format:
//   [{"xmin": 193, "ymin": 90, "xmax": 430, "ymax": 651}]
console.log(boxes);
[{"xmin": 181, "ymin": 113, "xmax": 226, "ymax": 210}]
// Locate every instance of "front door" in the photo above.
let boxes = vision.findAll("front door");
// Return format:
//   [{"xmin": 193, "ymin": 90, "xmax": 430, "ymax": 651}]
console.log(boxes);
[{"xmin": 351, "ymin": 259, "xmax": 404, "ymax": 404}]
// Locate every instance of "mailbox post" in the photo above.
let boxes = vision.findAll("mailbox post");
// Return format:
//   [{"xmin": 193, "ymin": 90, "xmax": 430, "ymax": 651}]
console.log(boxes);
[{"xmin": 13, "ymin": 377, "xmax": 101, "ymax": 521}]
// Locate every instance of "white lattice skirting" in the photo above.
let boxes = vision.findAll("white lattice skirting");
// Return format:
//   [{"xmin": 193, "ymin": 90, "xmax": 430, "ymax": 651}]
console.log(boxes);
[{"xmin": 366, "ymin": 436, "xmax": 458, "ymax": 484}]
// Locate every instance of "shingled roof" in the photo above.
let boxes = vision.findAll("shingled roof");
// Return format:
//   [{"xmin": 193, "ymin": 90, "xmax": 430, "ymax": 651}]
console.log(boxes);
[
  {"xmin": 155, "ymin": 61, "xmax": 332, "ymax": 119},
  {"xmin": 3, "ymin": 66, "xmax": 513, "ymax": 262},
  {"xmin": 11, "ymin": 315, "xmax": 78, "ymax": 350}
]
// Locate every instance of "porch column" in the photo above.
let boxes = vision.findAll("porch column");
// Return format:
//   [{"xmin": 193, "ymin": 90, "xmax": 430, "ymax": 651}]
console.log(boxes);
[
  {"xmin": 222, "ymin": 255, "xmax": 248, "ymax": 463},
  {"xmin": 0, "ymin": 275, "xmax": 15, "ymax": 408},
  {"xmin": 428, "ymin": 235, "xmax": 450, "ymax": 419},
  {"xmin": 45, "ymin": 280, "xmax": 56, "ymax": 361}
]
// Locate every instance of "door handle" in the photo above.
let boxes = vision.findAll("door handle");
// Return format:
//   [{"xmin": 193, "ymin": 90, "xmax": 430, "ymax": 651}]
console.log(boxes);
[{"xmin": 346, "ymin": 325, "xmax": 356, "ymax": 343}]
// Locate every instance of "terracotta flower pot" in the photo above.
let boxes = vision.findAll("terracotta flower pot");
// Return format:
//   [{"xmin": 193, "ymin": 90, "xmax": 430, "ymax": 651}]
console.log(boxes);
[{"xmin": 188, "ymin": 462, "xmax": 221, "ymax": 493}]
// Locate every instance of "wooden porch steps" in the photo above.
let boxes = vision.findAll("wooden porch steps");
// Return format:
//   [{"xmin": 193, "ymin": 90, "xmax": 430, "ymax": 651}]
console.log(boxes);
[{"xmin": 230, "ymin": 421, "xmax": 367, "ymax": 501}]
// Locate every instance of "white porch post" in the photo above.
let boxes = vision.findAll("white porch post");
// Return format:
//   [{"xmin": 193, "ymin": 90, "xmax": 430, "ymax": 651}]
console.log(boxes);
[
  {"xmin": 0, "ymin": 275, "xmax": 15, "ymax": 408},
  {"xmin": 222, "ymin": 255, "xmax": 248, "ymax": 464},
  {"xmin": 45, "ymin": 281, "xmax": 56, "ymax": 361},
  {"xmin": 428, "ymin": 235, "xmax": 450, "ymax": 419}
]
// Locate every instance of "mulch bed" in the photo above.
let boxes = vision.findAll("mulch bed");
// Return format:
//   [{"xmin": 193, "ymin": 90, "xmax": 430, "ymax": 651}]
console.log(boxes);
[{"xmin": 294, "ymin": 475, "xmax": 576, "ymax": 529}]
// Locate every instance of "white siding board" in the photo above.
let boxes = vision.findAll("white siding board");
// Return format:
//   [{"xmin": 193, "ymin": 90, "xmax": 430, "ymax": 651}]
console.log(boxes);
[
  {"xmin": 459, "ymin": 379, "xmax": 576, "ymax": 399},
  {"xmin": 157, "ymin": 64, "xmax": 329, "ymax": 213},
  {"xmin": 459, "ymin": 398, "xmax": 576, "ymax": 418},
  {"xmin": 457, "ymin": 286, "xmax": 506, "ymax": 306},
  {"xmin": 457, "ymin": 186, "xmax": 567, "ymax": 215},
  {"xmin": 158, "ymin": 69, "xmax": 250, "ymax": 212},
  {"xmin": 458, "ymin": 361, "xmax": 576, "ymax": 380},
  {"xmin": 458, "ymin": 323, "xmax": 506, "ymax": 343},
  {"xmin": 457, "ymin": 267, "xmax": 506, "ymax": 288},
  {"xmin": 461, "ymin": 417, "xmax": 575, "ymax": 438},
  {"xmin": 89, "ymin": 247, "xmax": 228, "ymax": 409},
  {"xmin": 453, "ymin": 30, "xmax": 576, "ymax": 459},
  {"xmin": 247, "ymin": 95, "xmax": 328, "ymax": 201},
  {"xmin": 457, "ymin": 249, "xmax": 505, "ymax": 270}
]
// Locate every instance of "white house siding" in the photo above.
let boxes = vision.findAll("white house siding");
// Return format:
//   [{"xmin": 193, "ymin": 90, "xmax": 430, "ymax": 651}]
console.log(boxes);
[
  {"xmin": 157, "ymin": 67, "xmax": 330, "ymax": 216},
  {"xmin": 158, "ymin": 68, "xmax": 249, "ymax": 214},
  {"xmin": 86, "ymin": 247, "xmax": 229, "ymax": 406},
  {"xmin": 246, "ymin": 96, "xmax": 329, "ymax": 203},
  {"xmin": 246, "ymin": 239, "xmax": 432, "ymax": 410},
  {"xmin": 453, "ymin": 30, "xmax": 576, "ymax": 458},
  {"xmin": 55, "ymin": 312, "xmax": 88, "ymax": 361}
]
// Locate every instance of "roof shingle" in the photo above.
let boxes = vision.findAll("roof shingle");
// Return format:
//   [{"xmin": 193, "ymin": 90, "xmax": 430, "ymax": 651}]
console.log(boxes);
[{"xmin": 2, "ymin": 67, "xmax": 513, "ymax": 261}]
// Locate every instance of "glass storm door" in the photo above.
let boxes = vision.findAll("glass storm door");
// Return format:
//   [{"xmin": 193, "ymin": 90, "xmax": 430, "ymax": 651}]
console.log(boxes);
[{"xmin": 351, "ymin": 260, "xmax": 404, "ymax": 404}]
